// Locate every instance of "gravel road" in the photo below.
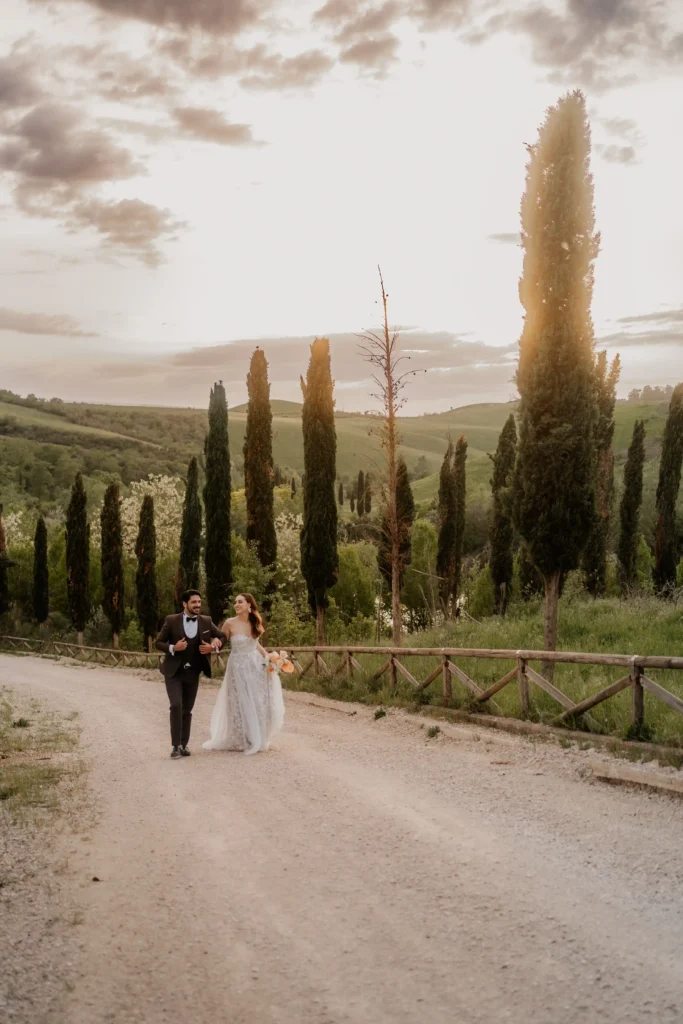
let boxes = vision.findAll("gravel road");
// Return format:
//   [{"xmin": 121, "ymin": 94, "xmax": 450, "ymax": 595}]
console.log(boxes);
[{"xmin": 2, "ymin": 653, "xmax": 683, "ymax": 1024}]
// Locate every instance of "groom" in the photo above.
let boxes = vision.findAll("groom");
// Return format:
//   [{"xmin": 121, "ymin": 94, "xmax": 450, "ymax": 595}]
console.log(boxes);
[{"xmin": 155, "ymin": 590, "xmax": 226, "ymax": 759}]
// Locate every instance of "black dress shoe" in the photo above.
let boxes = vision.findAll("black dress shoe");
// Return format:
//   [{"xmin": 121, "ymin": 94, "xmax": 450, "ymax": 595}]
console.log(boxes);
[
  {"xmin": 179, "ymin": 746, "xmax": 191, "ymax": 757},
  {"xmin": 171, "ymin": 746, "xmax": 182, "ymax": 759}
]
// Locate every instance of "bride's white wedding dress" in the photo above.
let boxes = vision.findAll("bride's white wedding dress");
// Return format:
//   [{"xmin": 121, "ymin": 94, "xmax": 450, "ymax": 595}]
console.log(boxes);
[{"xmin": 203, "ymin": 634, "xmax": 285, "ymax": 755}]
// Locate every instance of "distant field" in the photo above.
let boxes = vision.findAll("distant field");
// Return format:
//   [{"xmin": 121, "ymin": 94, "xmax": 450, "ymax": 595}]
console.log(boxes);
[
  {"xmin": 0, "ymin": 395, "xmax": 671, "ymax": 503},
  {"xmin": 0, "ymin": 400, "xmax": 157, "ymax": 446}
]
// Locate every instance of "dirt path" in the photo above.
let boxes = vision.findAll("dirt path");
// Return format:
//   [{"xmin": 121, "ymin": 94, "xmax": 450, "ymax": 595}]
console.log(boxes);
[{"xmin": 3, "ymin": 653, "xmax": 683, "ymax": 1024}]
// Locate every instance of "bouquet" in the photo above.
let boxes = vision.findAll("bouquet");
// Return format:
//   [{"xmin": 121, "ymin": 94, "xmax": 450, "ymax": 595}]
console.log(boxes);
[{"xmin": 264, "ymin": 650, "xmax": 295, "ymax": 675}]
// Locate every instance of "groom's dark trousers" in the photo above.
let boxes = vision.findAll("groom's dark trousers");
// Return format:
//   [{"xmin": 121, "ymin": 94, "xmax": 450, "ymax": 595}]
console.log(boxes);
[{"xmin": 156, "ymin": 614, "xmax": 226, "ymax": 748}]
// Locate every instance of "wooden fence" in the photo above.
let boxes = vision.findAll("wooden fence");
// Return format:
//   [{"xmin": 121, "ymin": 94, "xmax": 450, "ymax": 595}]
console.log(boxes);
[{"xmin": 2, "ymin": 635, "xmax": 683, "ymax": 734}]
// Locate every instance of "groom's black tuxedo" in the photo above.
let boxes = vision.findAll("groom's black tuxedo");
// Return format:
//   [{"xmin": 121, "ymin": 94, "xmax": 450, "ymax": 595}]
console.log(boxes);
[
  {"xmin": 155, "ymin": 613, "xmax": 226, "ymax": 749},
  {"xmin": 155, "ymin": 613, "xmax": 226, "ymax": 680}
]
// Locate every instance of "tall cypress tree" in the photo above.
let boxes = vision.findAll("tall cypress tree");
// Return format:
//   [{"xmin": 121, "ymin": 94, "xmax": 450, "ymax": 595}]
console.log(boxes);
[
  {"xmin": 350, "ymin": 489, "xmax": 355, "ymax": 513},
  {"xmin": 338, "ymin": 481, "xmax": 344, "ymax": 506},
  {"xmin": 65, "ymin": 473, "xmax": 90, "ymax": 645},
  {"xmin": 513, "ymin": 91, "xmax": 599, "ymax": 668},
  {"xmin": 436, "ymin": 439, "xmax": 456, "ymax": 613},
  {"xmin": 378, "ymin": 457, "xmax": 415, "ymax": 593},
  {"xmin": 33, "ymin": 515, "xmax": 49, "ymax": 626},
  {"xmin": 135, "ymin": 494, "xmax": 159, "ymax": 652},
  {"xmin": 291, "ymin": 477, "xmax": 297, "ymax": 499},
  {"xmin": 244, "ymin": 348, "xmax": 277, "ymax": 572},
  {"xmin": 357, "ymin": 470, "xmax": 365, "ymax": 517},
  {"xmin": 101, "ymin": 482, "xmax": 124, "ymax": 646},
  {"xmin": 204, "ymin": 381, "xmax": 232, "ymax": 623},
  {"xmin": 583, "ymin": 353, "xmax": 620, "ymax": 596},
  {"xmin": 0, "ymin": 506, "xmax": 11, "ymax": 618},
  {"xmin": 300, "ymin": 337, "xmax": 339, "ymax": 643},
  {"xmin": 365, "ymin": 474, "xmax": 372, "ymax": 515},
  {"xmin": 654, "ymin": 382, "xmax": 683, "ymax": 593},
  {"xmin": 175, "ymin": 457, "xmax": 202, "ymax": 608},
  {"xmin": 617, "ymin": 419, "xmax": 646, "ymax": 594},
  {"xmin": 453, "ymin": 435, "xmax": 468, "ymax": 607},
  {"xmin": 489, "ymin": 415, "xmax": 517, "ymax": 615}
]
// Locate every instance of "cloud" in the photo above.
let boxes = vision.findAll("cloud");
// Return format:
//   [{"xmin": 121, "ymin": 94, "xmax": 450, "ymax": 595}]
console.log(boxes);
[
  {"xmin": 0, "ymin": 103, "xmax": 141, "ymax": 208},
  {"xmin": 617, "ymin": 306, "xmax": 683, "ymax": 327},
  {"xmin": 594, "ymin": 113, "xmax": 644, "ymax": 163},
  {"xmin": 488, "ymin": 232, "xmax": 520, "ymax": 244},
  {"xmin": 595, "ymin": 143, "xmax": 637, "ymax": 164},
  {"xmin": 599, "ymin": 329, "xmax": 683, "ymax": 348},
  {"xmin": 0, "ymin": 55, "xmax": 43, "ymax": 111},
  {"xmin": 240, "ymin": 50, "xmax": 335, "ymax": 91},
  {"xmin": 412, "ymin": 0, "xmax": 471, "ymax": 29},
  {"xmin": 339, "ymin": 34, "xmax": 400, "ymax": 69},
  {"xmin": 30, "ymin": 0, "xmax": 263, "ymax": 35},
  {"xmin": 156, "ymin": 35, "xmax": 335, "ymax": 89},
  {"xmin": 484, "ymin": 0, "xmax": 681, "ymax": 91},
  {"xmin": 0, "ymin": 72, "xmax": 186, "ymax": 264},
  {"xmin": 173, "ymin": 107, "xmax": 258, "ymax": 145},
  {"xmin": 598, "ymin": 306, "xmax": 683, "ymax": 349},
  {"xmin": 0, "ymin": 307, "xmax": 97, "ymax": 337},
  {"xmin": 67, "ymin": 198, "xmax": 185, "ymax": 267}
]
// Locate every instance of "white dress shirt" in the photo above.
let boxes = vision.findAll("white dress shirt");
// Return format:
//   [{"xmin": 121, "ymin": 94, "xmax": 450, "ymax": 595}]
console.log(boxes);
[{"xmin": 169, "ymin": 614, "xmax": 199, "ymax": 656}]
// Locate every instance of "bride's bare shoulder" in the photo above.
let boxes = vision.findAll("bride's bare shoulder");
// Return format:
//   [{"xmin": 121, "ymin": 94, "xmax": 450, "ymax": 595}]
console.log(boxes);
[{"xmin": 221, "ymin": 616, "xmax": 236, "ymax": 633}]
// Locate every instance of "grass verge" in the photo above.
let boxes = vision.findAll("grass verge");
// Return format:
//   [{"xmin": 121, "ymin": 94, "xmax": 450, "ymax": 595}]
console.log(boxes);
[{"xmin": 0, "ymin": 686, "xmax": 82, "ymax": 818}]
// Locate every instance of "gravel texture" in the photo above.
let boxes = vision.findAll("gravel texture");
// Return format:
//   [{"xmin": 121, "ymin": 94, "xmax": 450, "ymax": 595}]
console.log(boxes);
[{"xmin": 1, "ymin": 652, "xmax": 682, "ymax": 1024}]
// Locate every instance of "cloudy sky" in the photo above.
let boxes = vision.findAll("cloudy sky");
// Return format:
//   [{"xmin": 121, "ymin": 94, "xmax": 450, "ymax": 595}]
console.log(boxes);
[{"xmin": 0, "ymin": 0, "xmax": 682, "ymax": 413}]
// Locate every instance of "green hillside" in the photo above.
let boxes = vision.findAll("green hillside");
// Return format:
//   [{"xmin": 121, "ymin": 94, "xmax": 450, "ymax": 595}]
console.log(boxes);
[{"xmin": 0, "ymin": 391, "xmax": 675, "ymax": 547}]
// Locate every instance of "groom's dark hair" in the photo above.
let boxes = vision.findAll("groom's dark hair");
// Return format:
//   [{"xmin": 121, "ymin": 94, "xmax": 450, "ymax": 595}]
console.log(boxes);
[{"xmin": 181, "ymin": 589, "xmax": 201, "ymax": 605}]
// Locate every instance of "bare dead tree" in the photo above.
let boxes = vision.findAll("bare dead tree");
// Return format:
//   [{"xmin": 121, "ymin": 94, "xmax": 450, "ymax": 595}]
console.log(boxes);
[{"xmin": 357, "ymin": 267, "xmax": 423, "ymax": 645}]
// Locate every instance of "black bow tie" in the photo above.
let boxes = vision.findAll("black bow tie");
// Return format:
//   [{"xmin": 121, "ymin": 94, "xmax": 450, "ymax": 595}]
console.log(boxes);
[{"xmin": 184, "ymin": 616, "xmax": 197, "ymax": 623}]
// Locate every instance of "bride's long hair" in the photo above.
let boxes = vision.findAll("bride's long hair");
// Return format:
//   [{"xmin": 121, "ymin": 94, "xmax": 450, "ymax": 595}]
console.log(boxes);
[{"xmin": 240, "ymin": 593, "xmax": 264, "ymax": 638}]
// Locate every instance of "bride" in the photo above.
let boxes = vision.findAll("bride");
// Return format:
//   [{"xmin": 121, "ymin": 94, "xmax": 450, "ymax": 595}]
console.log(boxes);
[{"xmin": 203, "ymin": 593, "xmax": 285, "ymax": 755}]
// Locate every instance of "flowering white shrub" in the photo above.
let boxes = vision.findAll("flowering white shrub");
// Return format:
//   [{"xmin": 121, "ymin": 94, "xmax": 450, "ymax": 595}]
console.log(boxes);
[{"xmin": 90, "ymin": 475, "xmax": 185, "ymax": 556}]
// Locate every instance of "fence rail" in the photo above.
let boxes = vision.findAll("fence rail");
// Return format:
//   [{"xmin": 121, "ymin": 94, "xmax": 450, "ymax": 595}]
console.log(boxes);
[{"xmin": 2, "ymin": 635, "xmax": 683, "ymax": 736}]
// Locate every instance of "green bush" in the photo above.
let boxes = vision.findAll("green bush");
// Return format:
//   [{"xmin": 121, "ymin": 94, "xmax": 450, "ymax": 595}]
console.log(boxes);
[{"xmin": 119, "ymin": 619, "xmax": 144, "ymax": 651}]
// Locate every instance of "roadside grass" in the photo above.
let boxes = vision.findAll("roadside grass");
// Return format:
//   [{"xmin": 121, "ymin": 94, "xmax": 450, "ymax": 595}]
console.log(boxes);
[
  {"xmin": 0, "ymin": 686, "xmax": 82, "ymax": 818},
  {"xmin": 282, "ymin": 596, "xmax": 683, "ymax": 748}
]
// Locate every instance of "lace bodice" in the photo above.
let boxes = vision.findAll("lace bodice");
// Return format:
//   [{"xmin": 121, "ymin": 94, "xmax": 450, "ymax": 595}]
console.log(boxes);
[{"xmin": 229, "ymin": 634, "xmax": 259, "ymax": 658}]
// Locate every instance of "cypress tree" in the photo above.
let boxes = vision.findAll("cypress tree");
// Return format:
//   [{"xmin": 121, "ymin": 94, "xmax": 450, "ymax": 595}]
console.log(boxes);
[
  {"xmin": 65, "ymin": 473, "xmax": 90, "ymax": 645},
  {"xmin": 654, "ymin": 382, "xmax": 683, "ymax": 593},
  {"xmin": 300, "ymin": 337, "xmax": 339, "ymax": 642},
  {"xmin": 135, "ymin": 494, "xmax": 159, "ymax": 651},
  {"xmin": 513, "ymin": 91, "xmax": 599, "ymax": 669},
  {"xmin": 583, "ymin": 353, "xmax": 620, "ymax": 596},
  {"xmin": 101, "ymin": 482, "xmax": 124, "ymax": 646},
  {"xmin": 365, "ymin": 475, "xmax": 372, "ymax": 514},
  {"xmin": 489, "ymin": 415, "xmax": 517, "ymax": 615},
  {"xmin": 175, "ymin": 457, "xmax": 202, "ymax": 608},
  {"xmin": 452, "ymin": 435, "xmax": 468, "ymax": 607},
  {"xmin": 33, "ymin": 515, "xmax": 49, "ymax": 626},
  {"xmin": 244, "ymin": 348, "xmax": 277, "ymax": 572},
  {"xmin": 0, "ymin": 506, "xmax": 10, "ymax": 618},
  {"xmin": 291, "ymin": 477, "xmax": 297, "ymax": 499},
  {"xmin": 518, "ymin": 542, "xmax": 544, "ymax": 599},
  {"xmin": 204, "ymin": 381, "xmax": 232, "ymax": 623},
  {"xmin": 350, "ymin": 489, "xmax": 355, "ymax": 513},
  {"xmin": 617, "ymin": 419, "xmax": 646, "ymax": 594},
  {"xmin": 338, "ymin": 481, "xmax": 344, "ymax": 506},
  {"xmin": 436, "ymin": 439, "xmax": 456, "ymax": 613},
  {"xmin": 357, "ymin": 470, "xmax": 365, "ymax": 517},
  {"xmin": 378, "ymin": 457, "xmax": 415, "ymax": 593}
]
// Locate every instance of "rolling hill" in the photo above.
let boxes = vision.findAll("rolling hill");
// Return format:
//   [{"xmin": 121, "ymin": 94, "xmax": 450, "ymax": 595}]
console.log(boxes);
[{"xmin": 0, "ymin": 391, "xmax": 676, "ymax": 541}]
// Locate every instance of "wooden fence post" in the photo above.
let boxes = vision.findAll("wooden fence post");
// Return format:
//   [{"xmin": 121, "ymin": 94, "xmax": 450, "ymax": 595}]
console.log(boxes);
[
  {"xmin": 390, "ymin": 655, "xmax": 398, "ymax": 692},
  {"xmin": 442, "ymin": 654, "xmax": 452, "ymax": 701},
  {"xmin": 517, "ymin": 654, "xmax": 530, "ymax": 717},
  {"xmin": 631, "ymin": 657, "xmax": 644, "ymax": 733},
  {"xmin": 314, "ymin": 651, "xmax": 320, "ymax": 678}
]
